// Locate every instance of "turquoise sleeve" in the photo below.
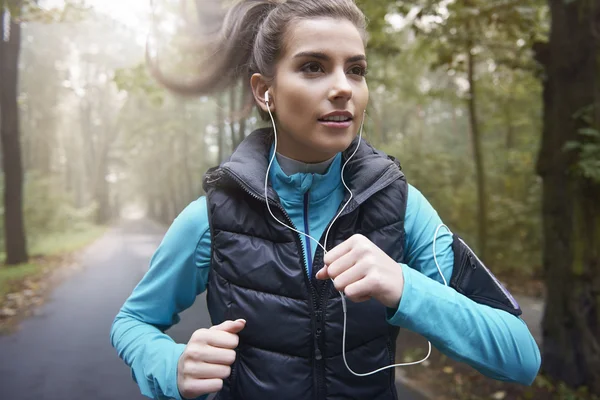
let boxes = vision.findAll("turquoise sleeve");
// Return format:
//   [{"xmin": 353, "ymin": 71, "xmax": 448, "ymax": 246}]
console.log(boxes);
[
  {"xmin": 110, "ymin": 197, "xmax": 212, "ymax": 400},
  {"xmin": 388, "ymin": 185, "xmax": 541, "ymax": 385}
]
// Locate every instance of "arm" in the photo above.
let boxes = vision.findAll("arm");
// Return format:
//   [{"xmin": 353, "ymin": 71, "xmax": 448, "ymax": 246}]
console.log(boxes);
[
  {"xmin": 388, "ymin": 184, "xmax": 541, "ymax": 385},
  {"xmin": 110, "ymin": 197, "xmax": 212, "ymax": 400}
]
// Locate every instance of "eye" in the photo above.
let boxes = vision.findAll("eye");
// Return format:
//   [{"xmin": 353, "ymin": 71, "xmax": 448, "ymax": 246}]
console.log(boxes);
[
  {"xmin": 348, "ymin": 65, "xmax": 368, "ymax": 77},
  {"xmin": 301, "ymin": 62, "xmax": 324, "ymax": 74}
]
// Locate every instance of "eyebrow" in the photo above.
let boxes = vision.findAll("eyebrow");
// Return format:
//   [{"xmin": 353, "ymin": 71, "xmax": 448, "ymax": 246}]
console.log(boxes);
[{"xmin": 293, "ymin": 51, "xmax": 366, "ymax": 63}]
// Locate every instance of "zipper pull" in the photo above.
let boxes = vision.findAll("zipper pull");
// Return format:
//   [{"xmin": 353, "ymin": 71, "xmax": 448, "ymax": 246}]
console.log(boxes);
[
  {"xmin": 314, "ymin": 337, "xmax": 322, "ymax": 361},
  {"xmin": 467, "ymin": 253, "xmax": 477, "ymax": 269}
]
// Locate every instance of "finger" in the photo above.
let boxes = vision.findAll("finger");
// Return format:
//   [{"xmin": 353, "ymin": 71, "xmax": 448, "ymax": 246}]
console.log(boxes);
[
  {"xmin": 349, "ymin": 295, "xmax": 370, "ymax": 303},
  {"xmin": 179, "ymin": 378, "xmax": 223, "ymax": 398},
  {"xmin": 326, "ymin": 250, "xmax": 358, "ymax": 280},
  {"xmin": 204, "ymin": 330, "xmax": 240, "ymax": 349},
  {"xmin": 184, "ymin": 361, "xmax": 232, "ymax": 380},
  {"xmin": 211, "ymin": 319, "xmax": 246, "ymax": 334},
  {"xmin": 323, "ymin": 236, "xmax": 358, "ymax": 266},
  {"xmin": 189, "ymin": 346, "xmax": 237, "ymax": 365},
  {"xmin": 332, "ymin": 263, "xmax": 366, "ymax": 292},
  {"xmin": 315, "ymin": 265, "xmax": 329, "ymax": 280},
  {"xmin": 343, "ymin": 278, "xmax": 372, "ymax": 302}
]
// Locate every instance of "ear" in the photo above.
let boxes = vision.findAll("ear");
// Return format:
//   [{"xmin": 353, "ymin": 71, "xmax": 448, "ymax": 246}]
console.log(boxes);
[{"xmin": 251, "ymin": 73, "xmax": 274, "ymax": 113}]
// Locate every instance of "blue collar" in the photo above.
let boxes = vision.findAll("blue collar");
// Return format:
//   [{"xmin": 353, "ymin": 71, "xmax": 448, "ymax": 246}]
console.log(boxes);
[{"xmin": 268, "ymin": 145, "xmax": 343, "ymax": 204}]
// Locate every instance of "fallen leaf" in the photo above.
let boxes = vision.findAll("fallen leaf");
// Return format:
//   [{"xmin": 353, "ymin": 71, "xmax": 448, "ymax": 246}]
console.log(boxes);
[
  {"xmin": 491, "ymin": 391, "xmax": 506, "ymax": 399},
  {"xmin": 0, "ymin": 308, "xmax": 17, "ymax": 317},
  {"xmin": 443, "ymin": 366, "xmax": 454, "ymax": 374},
  {"xmin": 454, "ymin": 374, "xmax": 463, "ymax": 385}
]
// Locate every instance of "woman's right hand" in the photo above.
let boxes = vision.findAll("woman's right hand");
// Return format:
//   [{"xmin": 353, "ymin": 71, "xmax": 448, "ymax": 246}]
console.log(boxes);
[{"xmin": 177, "ymin": 319, "xmax": 246, "ymax": 399}]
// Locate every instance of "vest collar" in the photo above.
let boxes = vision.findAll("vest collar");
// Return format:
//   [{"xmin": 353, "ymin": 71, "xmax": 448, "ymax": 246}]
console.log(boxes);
[
  {"xmin": 268, "ymin": 146, "xmax": 342, "ymax": 203},
  {"xmin": 219, "ymin": 128, "xmax": 403, "ymax": 208}
]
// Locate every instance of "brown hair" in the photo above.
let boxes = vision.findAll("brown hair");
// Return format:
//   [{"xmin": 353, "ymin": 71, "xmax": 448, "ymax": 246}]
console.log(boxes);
[{"xmin": 147, "ymin": 0, "xmax": 367, "ymax": 118}]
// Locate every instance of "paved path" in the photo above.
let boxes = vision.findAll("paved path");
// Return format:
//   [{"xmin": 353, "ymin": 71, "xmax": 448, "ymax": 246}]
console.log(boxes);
[
  {"xmin": 0, "ymin": 217, "xmax": 429, "ymax": 400},
  {"xmin": 515, "ymin": 295, "xmax": 543, "ymax": 344}
]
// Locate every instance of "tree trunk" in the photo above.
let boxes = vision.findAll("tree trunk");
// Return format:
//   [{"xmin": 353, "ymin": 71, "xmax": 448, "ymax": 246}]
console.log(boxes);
[
  {"xmin": 217, "ymin": 93, "xmax": 225, "ymax": 163},
  {"xmin": 228, "ymin": 83, "xmax": 248, "ymax": 150},
  {"xmin": 179, "ymin": 100, "xmax": 193, "ymax": 203},
  {"xmin": 94, "ymin": 150, "xmax": 110, "ymax": 224},
  {"xmin": 0, "ymin": 5, "xmax": 28, "ymax": 265},
  {"xmin": 228, "ymin": 85, "xmax": 238, "ymax": 148},
  {"xmin": 535, "ymin": 0, "xmax": 600, "ymax": 393},
  {"xmin": 467, "ymin": 40, "xmax": 488, "ymax": 260},
  {"xmin": 504, "ymin": 98, "xmax": 516, "ymax": 183},
  {"xmin": 504, "ymin": 99, "xmax": 515, "ymax": 150},
  {"xmin": 237, "ymin": 113, "xmax": 247, "ymax": 148}
]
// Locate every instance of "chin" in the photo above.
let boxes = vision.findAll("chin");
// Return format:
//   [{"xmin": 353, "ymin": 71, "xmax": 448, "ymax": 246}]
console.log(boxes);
[
  {"xmin": 331, "ymin": 132, "xmax": 357, "ymax": 150},
  {"xmin": 314, "ymin": 135, "xmax": 355, "ymax": 157}
]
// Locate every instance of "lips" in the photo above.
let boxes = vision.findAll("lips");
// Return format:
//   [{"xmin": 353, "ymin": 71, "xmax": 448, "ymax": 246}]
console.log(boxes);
[
  {"xmin": 318, "ymin": 111, "xmax": 354, "ymax": 129},
  {"xmin": 318, "ymin": 111, "xmax": 353, "ymax": 122}
]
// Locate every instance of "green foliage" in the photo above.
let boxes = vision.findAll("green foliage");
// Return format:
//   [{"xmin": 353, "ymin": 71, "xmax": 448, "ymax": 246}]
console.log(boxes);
[
  {"xmin": 564, "ymin": 128, "xmax": 600, "ymax": 182},
  {"xmin": 363, "ymin": 27, "xmax": 543, "ymax": 278},
  {"xmin": 29, "ymin": 225, "xmax": 106, "ymax": 257},
  {"xmin": 114, "ymin": 64, "xmax": 166, "ymax": 107},
  {"xmin": 355, "ymin": 0, "xmax": 547, "ymax": 279},
  {"xmin": 23, "ymin": 174, "xmax": 96, "ymax": 234},
  {"xmin": 0, "ymin": 263, "xmax": 38, "ymax": 298},
  {"xmin": 0, "ymin": 174, "xmax": 97, "ymax": 252},
  {"xmin": 355, "ymin": 0, "xmax": 402, "ymax": 55},
  {"xmin": 564, "ymin": 105, "xmax": 600, "ymax": 183},
  {"xmin": 1, "ymin": 0, "xmax": 91, "ymax": 22},
  {"xmin": 532, "ymin": 375, "xmax": 600, "ymax": 400}
]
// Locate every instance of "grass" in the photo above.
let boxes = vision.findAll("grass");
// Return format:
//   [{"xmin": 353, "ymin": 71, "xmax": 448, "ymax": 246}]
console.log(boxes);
[
  {"xmin": 28, "ymin": 225, "xmax": 107, "ymax": 257},
  {"xmin": 0, "ymin": 225, "xmax": 107, "ymax": 299},
  {"xmin": 0, "ymin": 263, "xmax": 39, "ymax": 299}
]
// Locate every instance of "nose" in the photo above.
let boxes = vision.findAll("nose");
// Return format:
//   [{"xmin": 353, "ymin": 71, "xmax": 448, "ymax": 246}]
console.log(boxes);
[{"xmin": 328, "ymin": 68, "xmax": 353, "ymax": 103}]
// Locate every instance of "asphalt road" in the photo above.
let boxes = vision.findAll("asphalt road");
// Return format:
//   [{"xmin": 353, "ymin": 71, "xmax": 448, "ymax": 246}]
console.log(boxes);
[{"xmin": 0, "ymin": 217, "xmax": 427, "ymax": 400}]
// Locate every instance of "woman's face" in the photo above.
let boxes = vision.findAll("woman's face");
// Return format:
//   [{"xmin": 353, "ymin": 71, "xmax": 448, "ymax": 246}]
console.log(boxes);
[{"xmin": 259, "ymin": 18, "xmax": 369, "ymax": 163}]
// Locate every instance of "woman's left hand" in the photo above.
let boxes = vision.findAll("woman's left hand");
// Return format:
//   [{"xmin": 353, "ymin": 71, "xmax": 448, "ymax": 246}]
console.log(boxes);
[{"xmin": 315, "ymin": 234, "xmax": 404, "ymax": 309}]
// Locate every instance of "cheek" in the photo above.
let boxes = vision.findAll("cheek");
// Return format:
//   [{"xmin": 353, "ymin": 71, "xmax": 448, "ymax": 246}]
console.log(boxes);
[
  {"xmin": 356, "ymin": 83, "xmax": 369, "ymax": 107},
  {"xmin": 280, "ymin": 86, "xmax": 315, "ymax": 116}
]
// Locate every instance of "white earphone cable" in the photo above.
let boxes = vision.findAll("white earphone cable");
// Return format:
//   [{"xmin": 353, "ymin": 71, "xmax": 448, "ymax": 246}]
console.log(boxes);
[{"xmin": 264, "ymin": 95, "xmax": 450, "ymax": 376}]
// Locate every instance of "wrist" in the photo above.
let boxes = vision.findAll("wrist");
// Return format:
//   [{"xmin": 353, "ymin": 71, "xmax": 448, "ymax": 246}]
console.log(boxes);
[
  {"xmin": 382, "ymin": 261, "xmax": 407, "ymax": 309},
  {"xmin": 380, "ymin": 278, "xmax": 404, "ymax": 309}
]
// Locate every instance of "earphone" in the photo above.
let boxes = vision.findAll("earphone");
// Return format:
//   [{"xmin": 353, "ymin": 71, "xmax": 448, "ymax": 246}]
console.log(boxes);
[{"xmin": 263, "ymin": 91, "xmax": 451, "ymax": 376}]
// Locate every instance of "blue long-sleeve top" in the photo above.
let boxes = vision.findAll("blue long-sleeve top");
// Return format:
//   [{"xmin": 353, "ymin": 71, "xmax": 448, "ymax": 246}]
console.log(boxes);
[{"xmin": 110, "ymin": 152, "xmax": 541, "ymax": 400}]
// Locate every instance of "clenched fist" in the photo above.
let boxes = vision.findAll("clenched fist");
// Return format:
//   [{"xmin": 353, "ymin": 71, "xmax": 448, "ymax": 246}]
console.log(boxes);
[
  {"xmin": 316, "ymin": 234, "xmax": 405, "ymax": 309},
  {"xmin": 177, "ymin": 319, "xmax": 246, "ymax": 399}
]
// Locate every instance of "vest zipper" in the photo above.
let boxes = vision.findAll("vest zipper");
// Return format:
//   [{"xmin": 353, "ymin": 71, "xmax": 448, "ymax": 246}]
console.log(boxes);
[
  {"xmin": 311, "ymin": 167, "xmax": 401, "ymax": 399},
  {"xmin": 221, "ymin": 168, "xmax": 323, "ymax": 396},
  {"xmin": 303, "ymin": 191, "xmax": 313, "ymax": 276}
]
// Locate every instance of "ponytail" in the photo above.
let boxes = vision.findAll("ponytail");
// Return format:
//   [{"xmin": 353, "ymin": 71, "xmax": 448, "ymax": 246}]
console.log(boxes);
[
  {"xmin": 147, "ymin": 0, "xmax": 278, "ymax": 97},
  {"xmin": 147, "ymin": 0, "xmax": 367, "ymax": 118}
]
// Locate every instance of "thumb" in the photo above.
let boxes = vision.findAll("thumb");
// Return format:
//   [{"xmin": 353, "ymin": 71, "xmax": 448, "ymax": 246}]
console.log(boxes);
[
  {"xmin": 211, "ymin": 319, "xmax": 246, "ymax": 334},
  {"xmin": 316, "ymin": 266, "xmax": 329, "ymax": 280}
]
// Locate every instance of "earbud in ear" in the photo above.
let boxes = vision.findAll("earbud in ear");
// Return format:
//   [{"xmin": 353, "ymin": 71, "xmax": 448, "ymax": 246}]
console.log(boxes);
[{"xmin": 264, "ymin": 91, "xmax": 270, "ymax": 103}]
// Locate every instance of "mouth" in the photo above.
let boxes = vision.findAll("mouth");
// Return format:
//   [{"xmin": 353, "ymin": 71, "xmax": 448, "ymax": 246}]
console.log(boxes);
[{"xmin": 318, "ymin": 111, "xmax": 354, "ymax": 129}]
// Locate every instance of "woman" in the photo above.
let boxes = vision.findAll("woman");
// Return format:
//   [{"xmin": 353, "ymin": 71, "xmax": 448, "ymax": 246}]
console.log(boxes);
[{"xmin": 110, "ymin": 1, "xmax": 541, "ymax": 399}]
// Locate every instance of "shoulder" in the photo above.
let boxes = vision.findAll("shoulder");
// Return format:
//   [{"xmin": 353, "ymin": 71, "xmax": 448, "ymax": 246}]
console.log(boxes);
[
  {"xmin": 162, "ymin": 197, "xmax": 210, "ymax": 247},
  {"xmin": 405, "ymin": 183, "xmax": 444, "ymax": 234},
  {"xmin": 407, "ymin": 184, "xmax": 426, "ymax": 209}
]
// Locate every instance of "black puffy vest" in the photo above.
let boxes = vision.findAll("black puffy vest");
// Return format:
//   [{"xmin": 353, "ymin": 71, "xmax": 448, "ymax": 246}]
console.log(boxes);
[{"xmin": 203, "ymin": 129, "xmax": 408, "ymax": 400}]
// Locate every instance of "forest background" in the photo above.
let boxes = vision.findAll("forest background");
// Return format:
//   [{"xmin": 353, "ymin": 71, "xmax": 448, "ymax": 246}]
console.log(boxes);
[{"xmin": 1, "ymin": 0, "xmax": 599, "ymax": 399}]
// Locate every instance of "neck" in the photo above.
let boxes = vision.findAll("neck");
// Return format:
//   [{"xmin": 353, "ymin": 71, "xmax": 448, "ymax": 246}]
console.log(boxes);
[{"xmin": 276, "ymin": 152, "xmax": 336, "ymax": 175}]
